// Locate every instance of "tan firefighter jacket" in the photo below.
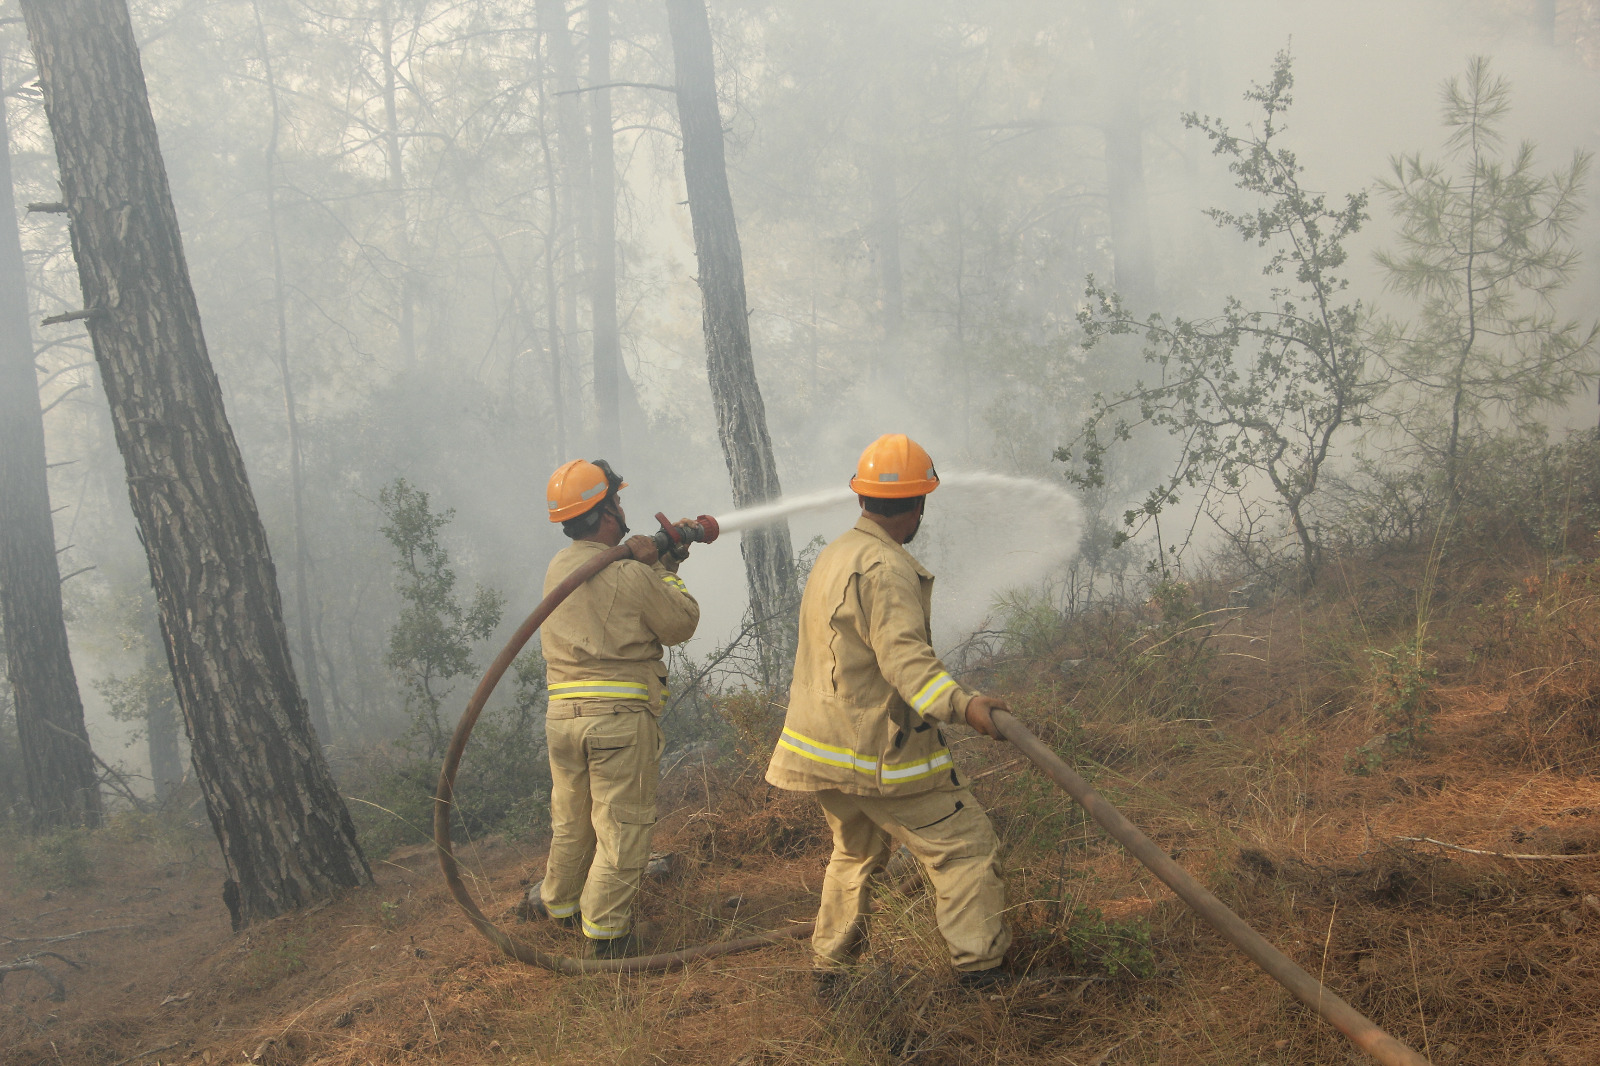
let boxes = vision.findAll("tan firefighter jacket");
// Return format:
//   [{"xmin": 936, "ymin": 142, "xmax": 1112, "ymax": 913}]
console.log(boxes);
[
  {"xmin": 540, "ymin": 540, "xmax": 699, "ymax": 718},
  {"xmin": 766, "ymin": 517, "xmax": 977, "ymax": 797}
]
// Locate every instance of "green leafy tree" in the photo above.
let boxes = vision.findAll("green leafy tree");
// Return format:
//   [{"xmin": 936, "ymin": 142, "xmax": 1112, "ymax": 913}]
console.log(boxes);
[
  {"xmin": 378, "ymin": 478, "xmax": 504, "ymax": 760},
  {"xmin": 1377, "ymin": 56, "xmax": 1599, "ymax": 502},
  {"xmin": 1061, "ymin": 53, "xmax": 1387, "ymax": 584}
]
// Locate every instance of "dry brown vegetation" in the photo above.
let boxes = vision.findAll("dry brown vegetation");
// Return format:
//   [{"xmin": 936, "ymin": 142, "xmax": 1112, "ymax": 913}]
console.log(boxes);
[{"xmin": 5, "ymin": 521, "xmax": 1600, "ymax": 1065}]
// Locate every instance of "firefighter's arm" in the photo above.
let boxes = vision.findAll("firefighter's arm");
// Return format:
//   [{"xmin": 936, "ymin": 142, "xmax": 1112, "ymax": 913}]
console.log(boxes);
[
  {"xmin": 632, "ymin": 559, "xmax": 700, "ymax": 646},
  {"xmin": 860, "ymin": 561, "xmax": 975, "ymax": 725}
]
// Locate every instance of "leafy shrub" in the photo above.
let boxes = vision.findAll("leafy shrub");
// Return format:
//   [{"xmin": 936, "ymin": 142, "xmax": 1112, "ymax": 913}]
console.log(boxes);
[
  {"xmin": 714, "ymin": 689, "xmax": 778, "ymax": 778},
  {"xmin": 1370, "ymin": 637, "xmax": 1437, "ymax": 753},
  {"xmin": 16, "ymin": 827, "xmax": 95, "ymax": 889},
  {"xmin": 1455, "ymin": 432, "xmax": 1600, "ymax": 556},
  {"xmin": 1031, "ymin": 904, "xmax": 1155, "ymax": 980},
  {"xmin": 349, "ymin": 665, "xmax": 552, "ymax": 859}
]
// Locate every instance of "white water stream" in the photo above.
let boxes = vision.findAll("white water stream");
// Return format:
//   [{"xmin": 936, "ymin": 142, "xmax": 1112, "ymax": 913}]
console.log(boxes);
[{"xmin": 710, "ymin": 471, "xmax": 1084, "ymax": 640}]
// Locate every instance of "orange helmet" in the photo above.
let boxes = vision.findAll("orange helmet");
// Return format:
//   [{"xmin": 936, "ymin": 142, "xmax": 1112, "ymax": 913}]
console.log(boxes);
[
  {"xmin": 850, "ymin": 434, "xmax": 939, "ymax": 499},
  {"xmin": 546, "ymin": 459, "xmax": 627, "ymax": 522}
]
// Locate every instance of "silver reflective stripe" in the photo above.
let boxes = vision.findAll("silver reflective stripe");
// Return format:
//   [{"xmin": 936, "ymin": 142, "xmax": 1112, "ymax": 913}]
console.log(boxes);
[
  {"xmin": 662, "ymin": 574, "xmax": 687, "ymax": 592},
  {"xmin": 582, "ymin": 915, "xmax": 626, "ymax": 940},
  {"xmin": 580, "ymin": 482, "xmax": 606, "ymax": 500},
  {"xmin": 545, "ymin": 899, "xmax": 579, "ymax": 918},
  {"xmin": 549, "ymin": 680, "xmax": 650, "ymax": 700},
  {"xmin": 911, "ymin": 672, "xmax": 955, "ymax": 712},
  {"xmin": 777, "ymin": 728, "xmax": 876, "ymax": 775},
  {"xmin": 880, "ymin": 748, "xmax": 954, "ymax": 782},
  {"xmin": 879, "ymin": 472, "xmax": 900, "ymax": 481}
]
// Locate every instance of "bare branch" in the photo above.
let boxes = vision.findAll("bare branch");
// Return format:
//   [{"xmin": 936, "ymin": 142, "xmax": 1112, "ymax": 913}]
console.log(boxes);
[
  {"xmin": 0, "ymin": 961, "xmax": 66, "ymax": 1001},
  {"xmin": 1394, "ymin": 835, "xmax": 1600, "ymax": 861},
  {"xmin": 554, "ymin": 80, "xmax": 675, "ymax": 97}
]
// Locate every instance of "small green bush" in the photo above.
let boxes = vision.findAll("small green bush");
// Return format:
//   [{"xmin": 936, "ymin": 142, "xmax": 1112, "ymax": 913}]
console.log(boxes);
[
  {"xmin": 244, "ymin": 931, "xmax": 309, "ymax": 989},
  {"xmin": 16, "ymin": 827, "xmax": 96, "ymax": 889},
  {"xmin": 1059, "ymin": 905, "xmax": 1156, "ymax": 979},
  {"xmin": 1370, "ymin": 637, "xmax": 1436, "ymax": 753}
]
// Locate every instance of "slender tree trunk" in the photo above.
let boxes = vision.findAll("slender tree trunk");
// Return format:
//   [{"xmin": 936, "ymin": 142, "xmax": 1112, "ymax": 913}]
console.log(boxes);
[
  {"xmin": 538, "ymin": 0, "xmax": 587, "ymax": 448},
  {"xmin": 21, "ymin": 0, "xmax": 370, "ymax": 925},
  {"xmin": 143, "ymin": 617, "xmax": 181, "ymax": 803},
  {"xmin": 867, "ymin": 86, "xmax": 903, "ymax": 387},
  {"xmin": 588, "ymin": 0, "xmax": 622, "ymax": 456},
  {"xmin": 665, "ymin": 0, "xmax": 797, "ymax": 662},
  {"xmin": 0, "ymin": 49, "xmax": 102, "ymax": 832},
  {"xmin": 1092, "ymin": 0, "xmax": 1156, "ymax": 312},
  {"xmin": 379, "ymin": 4, "xmax": 416, "ymax": 371},
  {"xmin": 950, "ymin": 169, "xmax": 971, "ymax": 452},
  {"xmin": 253, "ymin": 0, "xmax": 328, "ymax": 741},
  {"xmin": 537, "ymin": 72, "xmax": 568, "ymax": 459}
]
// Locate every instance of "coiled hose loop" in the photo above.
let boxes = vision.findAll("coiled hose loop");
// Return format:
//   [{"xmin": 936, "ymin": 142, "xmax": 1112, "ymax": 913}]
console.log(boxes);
[{"xmin": 433, "ymin": 544, "xmax": 811, "ymax": 974}]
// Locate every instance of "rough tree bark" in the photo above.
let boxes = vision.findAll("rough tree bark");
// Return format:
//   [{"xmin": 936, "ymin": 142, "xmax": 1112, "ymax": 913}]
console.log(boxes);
[
  {"xmin": 252, "ymin": 0, "xmax": 328, "ymax": 741},
  {"xmin": 20, "ymin": 0, "xmax": 370, "ymax": 925},
  {"xmin": 0, "ymin": 49, "xmax": 102, "ymax": 832},
  {"xmin": 665, "ymin": 0, "xmax": 798, "ymax": 659},
  {"xmin": 588, "ymin": 0, "xmax": 622, "ymax": 456}
]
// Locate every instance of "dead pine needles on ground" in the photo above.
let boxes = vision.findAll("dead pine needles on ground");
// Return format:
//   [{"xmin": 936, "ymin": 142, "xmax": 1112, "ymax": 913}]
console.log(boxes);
[{"xmin": 5, "ymin": 480, "xmax": 1600, "ymax": 1064}]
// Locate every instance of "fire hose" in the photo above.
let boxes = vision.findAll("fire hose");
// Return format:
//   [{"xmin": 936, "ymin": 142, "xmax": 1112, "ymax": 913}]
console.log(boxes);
[
  {"xmin": 433, "ymin": 513, "xmax": 815, "ymax": 974},
  {"xmin": 433, "ymin": 520, "xmax": 1431, "ymax": 1063}
]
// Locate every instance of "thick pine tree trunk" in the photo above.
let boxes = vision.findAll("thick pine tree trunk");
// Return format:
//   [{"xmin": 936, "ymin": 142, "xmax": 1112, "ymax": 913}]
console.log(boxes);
[
  {"xmin": 0, "ymin": 50, "xmax": 102, "ymax": 832},
  {"xmin": 665, "ymin": 0, "xmax": 797, "ymax": 662},
  {"xmin": 20, "ymin": 0, "xmax": 370, "ymax": 925}
]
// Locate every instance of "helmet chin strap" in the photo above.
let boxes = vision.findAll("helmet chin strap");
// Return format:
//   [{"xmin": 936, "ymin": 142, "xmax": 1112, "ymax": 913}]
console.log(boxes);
[{"xmin": 606, "ymin": 497, "xmax": 629, "ymax": 539}]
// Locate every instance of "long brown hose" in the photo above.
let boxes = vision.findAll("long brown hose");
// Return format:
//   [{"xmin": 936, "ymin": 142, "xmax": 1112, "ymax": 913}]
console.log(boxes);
[
  {"xmin": 992, "ymin": 710, "xmax": 1433, "ymax": 1066},
  {"xmin": 432, "ymin": 544, "xmax": 811, "ymax": 974},
  {"xmin": 433, "ymin": 550, "xmax": 1430, "ymax": 1059}
]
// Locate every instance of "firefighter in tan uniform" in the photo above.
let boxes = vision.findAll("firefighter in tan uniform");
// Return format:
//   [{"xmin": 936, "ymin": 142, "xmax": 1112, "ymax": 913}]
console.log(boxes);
[
  {"xmin": 526, "ymin": 459, "xmax": 699, "ymax": 958},
  {"xmin": 767, "ymin": 434, "xmax": 1014, "ymax": 988}
]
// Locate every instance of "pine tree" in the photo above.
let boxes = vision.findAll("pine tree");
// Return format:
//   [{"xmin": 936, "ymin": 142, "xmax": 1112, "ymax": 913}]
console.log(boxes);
[{"xmin": 1378, "ymin": 56, "xmax": 1599, "ymax": 502}]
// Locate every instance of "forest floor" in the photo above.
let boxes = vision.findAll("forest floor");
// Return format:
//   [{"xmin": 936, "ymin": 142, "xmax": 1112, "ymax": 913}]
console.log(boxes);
[{"xmin": 4, "ymin": 543, "xmax": 1600, "ymax": 1066}]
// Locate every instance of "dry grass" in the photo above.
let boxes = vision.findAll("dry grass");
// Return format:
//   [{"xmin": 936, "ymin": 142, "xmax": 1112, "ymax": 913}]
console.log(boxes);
[{"xmin": 4, "ymin": 543, "xmax": 1600, "ymax": 1065}]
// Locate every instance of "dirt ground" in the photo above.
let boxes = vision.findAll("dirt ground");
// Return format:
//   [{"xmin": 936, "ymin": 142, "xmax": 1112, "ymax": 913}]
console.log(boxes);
[{"xmin": 6, "ymin": 557, "xmax": 1600, "ymax": 1065}]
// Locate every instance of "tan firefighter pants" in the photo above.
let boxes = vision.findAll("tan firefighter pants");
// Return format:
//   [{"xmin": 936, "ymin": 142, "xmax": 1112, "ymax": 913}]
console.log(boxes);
[
  {"xmin": 540, "ymin": 705, "xmax": 663, "ymax": 941},
  {"xmin": 813, "ymin": 785, "xmax": 1010, "ymax": 973}
]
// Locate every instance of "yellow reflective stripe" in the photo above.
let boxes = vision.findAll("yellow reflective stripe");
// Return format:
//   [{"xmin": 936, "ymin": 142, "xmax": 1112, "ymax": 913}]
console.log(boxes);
[
  {"xmin": 661, "ymin": 573, "xmax": 687, "ymax": 592},
  {"xmin": 911, "ymin": 672, "xmax": 956, "ymax": 712},
  {"xmin": 548, "ymin": 680, "xmax": 650, "ymax": 700},
  {"xmin": 881, "ymin": 748, "xmax": 954, "ymax": 783},
  {"xmin": 582, "ymin": 916, "xmax": 627, "ymax": 940},
  {"xmin": 544, "ymin": 899, "xmax": 579, "ymax": 918},
  {"xmin": 777, "ymin": 728, "xmax": 877, "ymax": 775}
]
